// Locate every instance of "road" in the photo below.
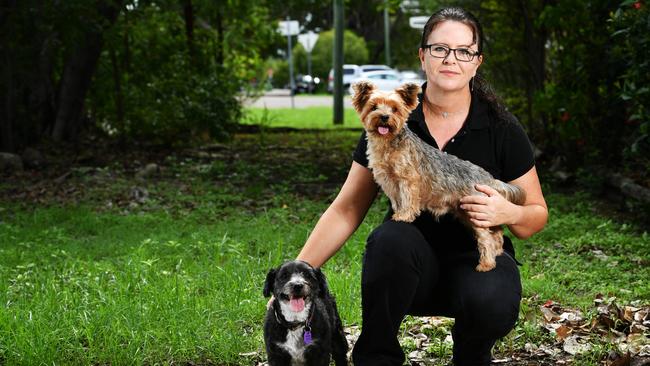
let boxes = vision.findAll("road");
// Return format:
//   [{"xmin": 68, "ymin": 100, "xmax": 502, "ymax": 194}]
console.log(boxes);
[{"xmin": 243, "ymin": 89, "xmax": 353, "ymax": 109}]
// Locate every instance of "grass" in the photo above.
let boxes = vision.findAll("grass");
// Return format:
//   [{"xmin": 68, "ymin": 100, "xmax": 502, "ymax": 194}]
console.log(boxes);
[
  {"xmin": 242, "ymin": 106, "xmax": 362, "ymax": 129},
  {"xmin": 1, "ymin": 130, "xmax": 649, "ymax": 365}
]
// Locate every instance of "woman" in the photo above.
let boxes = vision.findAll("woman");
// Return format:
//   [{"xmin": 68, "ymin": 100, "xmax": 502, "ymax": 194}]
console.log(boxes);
[{"xmin": 295, "ymin": 7, "xmax": 548, "ymax": 366}]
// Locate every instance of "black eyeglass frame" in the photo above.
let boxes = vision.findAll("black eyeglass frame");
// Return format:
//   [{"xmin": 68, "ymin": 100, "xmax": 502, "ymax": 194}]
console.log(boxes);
[{"xmin": 422, "ymin": 44, "xmax": 481, "ymax": 62}]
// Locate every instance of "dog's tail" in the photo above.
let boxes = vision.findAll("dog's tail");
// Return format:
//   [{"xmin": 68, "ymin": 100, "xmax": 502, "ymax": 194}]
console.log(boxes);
[{"xmin": 494, "ymin": 180, "xmax": 526, "ymax": 205}]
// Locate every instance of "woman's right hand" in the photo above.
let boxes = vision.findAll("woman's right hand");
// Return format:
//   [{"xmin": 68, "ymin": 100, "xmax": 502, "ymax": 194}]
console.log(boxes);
[{"xmin": 267, "ymin": 296, "xmax": 274, "ymax": 310}]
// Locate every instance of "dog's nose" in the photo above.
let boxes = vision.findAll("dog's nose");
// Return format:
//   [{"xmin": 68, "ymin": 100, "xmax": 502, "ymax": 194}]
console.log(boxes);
[
  {"xmin": 292, "ymin": 283, "xmax": 304, "ymax": 293},
  {"xmin": 380, "ymin": 115, "xmax": 389, "ymax": 122}
]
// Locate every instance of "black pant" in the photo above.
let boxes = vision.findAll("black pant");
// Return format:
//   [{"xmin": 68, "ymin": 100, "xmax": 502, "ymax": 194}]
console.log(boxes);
[{"xmin": 352, "ymin": 220, "xmax": 522, "ymax": 366}]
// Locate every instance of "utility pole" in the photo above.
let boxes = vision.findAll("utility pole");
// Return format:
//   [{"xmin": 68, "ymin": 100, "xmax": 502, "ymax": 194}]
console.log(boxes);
[
  {"xmin": 286, "ymin": 16, "xmax": 295, "ymax": 109},
  {"xmin": 333, "ymin": 0, "xmax": 344, "ymax": 125},
  {"xmin": 384, "ymin": 0, "xmax": 391, "ymax": 67}
]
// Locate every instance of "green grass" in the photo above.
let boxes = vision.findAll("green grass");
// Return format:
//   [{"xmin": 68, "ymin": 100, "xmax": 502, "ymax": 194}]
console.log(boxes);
[
  {"xmin": 242, "ymin": 106, "xmax": 362, "ymax": 129},
  {"xmin": 0, "ymin": 131, "xmax": 648, "ymax": 365}
]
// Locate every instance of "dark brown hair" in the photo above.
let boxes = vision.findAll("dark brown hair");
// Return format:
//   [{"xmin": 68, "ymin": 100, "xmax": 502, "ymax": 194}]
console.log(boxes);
[
  {"xmin": 420, "ymin": 7, "xmax": 484, "ymax": 54},
  {"xmin": 420, "ymin": 7, "xmax": 515, "ymax": 124}
]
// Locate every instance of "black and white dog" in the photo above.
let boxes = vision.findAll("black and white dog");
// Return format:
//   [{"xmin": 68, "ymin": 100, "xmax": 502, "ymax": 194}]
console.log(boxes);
[{"xmin": 263, "ymin": 260, "xmax": 348, "ymax": 366}]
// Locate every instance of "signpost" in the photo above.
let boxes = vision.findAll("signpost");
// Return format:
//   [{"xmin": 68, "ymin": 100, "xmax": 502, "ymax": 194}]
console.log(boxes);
[
  {"xmin": 409, "ymin": 16, "xmax": 429, "ymax": 29},
  {"xmin": 278, "ymin": 18, "xmax": 300, "ymax": 108},
  {"xmin": 297, "ymin": 31, "xmax": 319, "ymax": 91}
]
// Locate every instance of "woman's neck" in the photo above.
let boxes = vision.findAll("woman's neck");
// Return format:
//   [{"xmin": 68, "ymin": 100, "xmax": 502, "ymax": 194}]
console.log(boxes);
[{"xmin": 424, "ymin": 86, "xmax": 471, "ymax": 115}]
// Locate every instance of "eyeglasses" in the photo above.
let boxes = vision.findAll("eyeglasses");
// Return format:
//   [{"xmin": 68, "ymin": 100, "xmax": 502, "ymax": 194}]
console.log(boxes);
[{"xmin": 423, "ymin": 44, "xmax": 480, "ymax": 62}]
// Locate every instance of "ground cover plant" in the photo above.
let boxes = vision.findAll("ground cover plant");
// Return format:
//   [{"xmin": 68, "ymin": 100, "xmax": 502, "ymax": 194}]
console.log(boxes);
[{"xmin": 1, "ymin": 130, "xmax": 649, "ymax": 365}]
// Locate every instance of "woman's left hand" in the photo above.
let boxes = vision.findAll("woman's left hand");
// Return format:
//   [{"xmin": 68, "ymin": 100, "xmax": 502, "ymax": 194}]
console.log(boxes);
[{"xmin": 459, "ymin": 184, "xmax": 521, "ymax": 227}]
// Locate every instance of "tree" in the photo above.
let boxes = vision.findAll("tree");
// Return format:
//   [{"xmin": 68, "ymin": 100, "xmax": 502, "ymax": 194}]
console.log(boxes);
[{"xmin": 0, "ymin": 0, "xmax": 278, "ymax": 149}]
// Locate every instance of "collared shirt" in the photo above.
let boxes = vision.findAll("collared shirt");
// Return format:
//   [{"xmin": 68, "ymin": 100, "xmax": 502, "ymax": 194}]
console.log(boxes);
[{"xmin": 352, "ymin": 89, "xmax": 535, "ymax": 259}]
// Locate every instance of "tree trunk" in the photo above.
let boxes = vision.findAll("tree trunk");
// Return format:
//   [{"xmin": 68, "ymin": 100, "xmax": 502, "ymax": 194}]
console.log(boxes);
[
  {"xmin": 52, "ymin": 0, "xmax": 122, "ymax": 141},
  {"xmin": 1, "ymin": 54, "xmax": 14, "ymax": 152},
  {"xmin": 215, "ymin": 7, "xmax": 223, "ymax": 66},
  {"xmin": 32, "ymin": 33, "xmax": 58, "ymax": 138},
  {"xmin": 110, "ymin": 46, "xmax": 124, "ymax": 127},
  {"xmin": 182, "ymin": 0, "xmax": 196, "ymax": 68},
  {"xmin": 518, "ymin": 0, "xmax": 547, "ymax": 140}
]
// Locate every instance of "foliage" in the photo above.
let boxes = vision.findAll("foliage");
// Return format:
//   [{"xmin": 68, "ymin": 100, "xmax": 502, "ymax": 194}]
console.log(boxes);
[
  {"xmin": 0, "ymin": 0, "xmax": 122, "ymax": 149},
  {"xmin": 86, "ymin": 1, "xmax": 276, "ymax": 144},
  {"xmin": 0, "ymin": 0, "xmax": 277, "ymax": 149},
  {"xmin": 531, "ymin": 1, "xmax": 622, "ymax": 168},
  {"xmin": 609, "ymin": 0, "xmax": 650, "ymax": 176}
]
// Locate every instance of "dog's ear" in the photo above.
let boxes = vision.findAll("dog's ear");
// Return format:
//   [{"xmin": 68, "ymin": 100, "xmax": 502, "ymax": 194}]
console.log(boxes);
[
  {"xmin": 315, "ymin": 268, "xmax": 329, "ymax": 297},
  {"xmin": 263, "ymin": 268, "xmax": 276, "ymax": 297},
  {"xmin": 351, "ymin": 81, "xmax": 376, "ymax": 113},
  {"xmin": 395, "ymin": 83, "xmax": 421, "ymax": 110}
]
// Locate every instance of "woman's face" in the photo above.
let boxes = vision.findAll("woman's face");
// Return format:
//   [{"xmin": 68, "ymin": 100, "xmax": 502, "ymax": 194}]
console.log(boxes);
[{"xmin": 419, "ymin": 20, "xmax": 482, "ymax": 93}]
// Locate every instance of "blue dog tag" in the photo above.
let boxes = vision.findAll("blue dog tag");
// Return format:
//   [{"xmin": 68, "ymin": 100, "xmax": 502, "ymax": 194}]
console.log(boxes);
[{"xmin": 303, "ymin": 330, "xmax": 312, "ymax": 345}]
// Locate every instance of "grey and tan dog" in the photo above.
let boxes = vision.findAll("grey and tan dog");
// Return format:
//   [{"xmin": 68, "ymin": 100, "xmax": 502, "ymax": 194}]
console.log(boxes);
[{"xmin": 352, "ymin": 81, "xmax": 526, "ymax": 271}]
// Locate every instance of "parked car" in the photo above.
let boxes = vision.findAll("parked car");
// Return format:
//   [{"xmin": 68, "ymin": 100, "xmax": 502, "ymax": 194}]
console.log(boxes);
[
  {"xmin": 327, "ymin": 64, "xmax": 362, "ymax": 93},
  {"xmin": 399, "ymin": 70, "xmax": 426, "ymax": 86},
  {"xmin": 291, "ymin": 74, "xmax": 321, "ymax": 94},
  {"xmin": 348, "ymin": 70, "xmax": 404, "ymax": 95},
  {"xmin": 360, "ymin": 64, "xmax": 394, "ymax": 73}
]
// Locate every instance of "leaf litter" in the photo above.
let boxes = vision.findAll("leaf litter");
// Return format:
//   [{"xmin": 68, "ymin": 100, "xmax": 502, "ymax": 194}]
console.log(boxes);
[{"xmin": 243, "ymin": 295, "xmax": 649, "ymax": 366}]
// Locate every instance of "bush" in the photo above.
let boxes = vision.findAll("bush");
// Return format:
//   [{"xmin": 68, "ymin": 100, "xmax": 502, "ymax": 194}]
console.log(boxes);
[{"xmin": 87, "ymin": 6, "xmax": 242, "ymax": 144}]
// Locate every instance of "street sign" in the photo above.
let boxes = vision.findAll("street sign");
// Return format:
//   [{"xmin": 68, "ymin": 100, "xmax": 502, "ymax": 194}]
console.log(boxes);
[
  {"xmin": 409, "ymin": 16, "xmax": 429, "ymax": 29},
  {"xmin": 278, "ymin": 20, "xmax": 300, "ymax": 36},
  {"xmin": 298, "ymin": 31, "xmax": 319, "ymax": 53},
  {"xmin": 400, "ymin": 0, "xmax": 421, "ymax": 13}
]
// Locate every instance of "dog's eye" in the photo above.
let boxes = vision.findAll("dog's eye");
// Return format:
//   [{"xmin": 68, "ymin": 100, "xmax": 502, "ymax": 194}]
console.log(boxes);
[{"xmin": 371, "ymin": 105, "xmax": 377, "ymax": 111}]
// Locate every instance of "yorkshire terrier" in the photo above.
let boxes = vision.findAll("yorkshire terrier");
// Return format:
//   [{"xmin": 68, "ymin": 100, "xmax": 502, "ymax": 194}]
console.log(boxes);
[{"xmin": 351, "ymin": 81, "xmax": 526, "ymax": 271}]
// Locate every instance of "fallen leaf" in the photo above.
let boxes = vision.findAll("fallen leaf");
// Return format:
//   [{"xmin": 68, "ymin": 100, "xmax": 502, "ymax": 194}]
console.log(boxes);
[{"xmin": 563, "ymin": 334, "xmax": 593, "ymax": 355}]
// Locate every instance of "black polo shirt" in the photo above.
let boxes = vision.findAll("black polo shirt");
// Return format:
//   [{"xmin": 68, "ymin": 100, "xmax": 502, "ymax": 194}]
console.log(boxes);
[{"xmin": 352, "ymin": 89, "xmax": 535, "ymax": 259}]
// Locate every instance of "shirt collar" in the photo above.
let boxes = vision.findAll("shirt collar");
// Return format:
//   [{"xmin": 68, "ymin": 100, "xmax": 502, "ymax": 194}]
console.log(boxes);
[{"xmin": 409, "ymin": 82, "xmax": 490, "ymax": 131}]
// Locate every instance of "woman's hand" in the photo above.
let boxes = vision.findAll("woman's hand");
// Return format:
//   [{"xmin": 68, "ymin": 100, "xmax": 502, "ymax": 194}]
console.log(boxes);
[
  {"xmin": 267, "ymin": 296, "xmax": 275, "ymax": 310},
  {"xmin": 459, "ymin": 184, "xmax": 522, "ymax": 227}
]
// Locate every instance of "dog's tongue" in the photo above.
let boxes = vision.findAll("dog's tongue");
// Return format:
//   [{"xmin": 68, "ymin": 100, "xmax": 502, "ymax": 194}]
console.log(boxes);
[
  {"xmin": 378, "ymin": 126, "xmax": 389, "ymax": 135},
  {"xmin": 290, "ymin": 297, "xmax": 305, "ymax": 312}
]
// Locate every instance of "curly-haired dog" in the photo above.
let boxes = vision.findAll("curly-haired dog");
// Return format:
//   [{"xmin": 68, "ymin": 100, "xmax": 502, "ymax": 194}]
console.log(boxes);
[
  {"xmin": 351, "ymin": 81, "xmax": 526, "ymax": 271},
  {"xmin": 263, "ymin": 260, "xmax": 348, "ymax": 365}
]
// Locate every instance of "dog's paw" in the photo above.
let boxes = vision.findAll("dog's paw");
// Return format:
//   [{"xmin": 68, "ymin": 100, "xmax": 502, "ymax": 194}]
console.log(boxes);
[
  {"xmin": 475, "ymin": 261, "xmax": 496, "ymax": 272},
  {"xmin": 392, "ymin": 212, "xmax": 416, "ymax": 222}
]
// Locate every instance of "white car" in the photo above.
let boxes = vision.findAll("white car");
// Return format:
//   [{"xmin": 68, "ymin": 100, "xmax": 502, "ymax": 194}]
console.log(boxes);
[
  {"xmin": 327, "ymin": 64, "xmax": 362, "ymax": 93},
  {"xmin": 360, "ymin": 64, "xmax": 393, "ymax": 73},
  {"xmin": 399, "ymin": 70, "xmax": 426, "ymax": 86},
  {"xmin": 348, "ymin": 70, "xmax": 405, "ymax": 95}
]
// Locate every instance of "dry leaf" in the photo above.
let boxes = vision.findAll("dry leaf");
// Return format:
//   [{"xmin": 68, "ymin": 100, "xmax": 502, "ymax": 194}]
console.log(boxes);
[{"xmin": 563, "ymin": 334, "xmax": 593, "ymax": 355}]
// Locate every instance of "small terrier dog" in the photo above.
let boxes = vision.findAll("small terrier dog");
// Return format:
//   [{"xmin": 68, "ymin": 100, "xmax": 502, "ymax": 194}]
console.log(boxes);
[
  {"xmin": 263, "ymin": 260, "xmax": 348, "ymax": 366},
  {"xmin": 351, "ymin": 81, "xmax": 526, "ymax": 271}
]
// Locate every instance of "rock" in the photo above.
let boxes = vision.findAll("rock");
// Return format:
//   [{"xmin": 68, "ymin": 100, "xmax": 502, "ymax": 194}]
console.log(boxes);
[
  {"xmin": 131, "ymin": 186, "xmax": 149, "ymax": 204},
  {"xmin": 0, "ymin": 152, "xmax": 24, "ymax": 173},
  {"xmin": 21, "ymin": 148, "xmax": 45, "ymax": 168}
]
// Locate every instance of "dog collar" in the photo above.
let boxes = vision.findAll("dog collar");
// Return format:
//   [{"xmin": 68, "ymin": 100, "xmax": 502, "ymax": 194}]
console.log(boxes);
[{"xmin": 272, "ymin": 300, "xmax": 315, "ymax": 345}]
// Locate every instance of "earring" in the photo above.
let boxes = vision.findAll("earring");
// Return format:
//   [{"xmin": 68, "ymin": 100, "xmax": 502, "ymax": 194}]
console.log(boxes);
[{"xmin": 470, "ymin": 77, "xmax": 474, "ymax": 92}]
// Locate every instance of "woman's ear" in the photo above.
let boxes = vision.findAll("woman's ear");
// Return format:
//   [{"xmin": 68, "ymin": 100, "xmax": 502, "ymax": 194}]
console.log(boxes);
[{"xmin": 418, "ymin": 48, "xmax": 426, "ymax": 69}]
